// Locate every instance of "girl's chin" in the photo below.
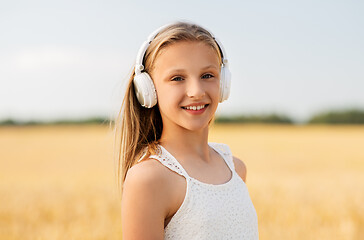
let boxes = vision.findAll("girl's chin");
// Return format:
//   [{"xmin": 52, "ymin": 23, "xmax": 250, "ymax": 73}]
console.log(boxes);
[{"xmin": 179, "ymin": 120, "xmax": 211, "ymax": 132}]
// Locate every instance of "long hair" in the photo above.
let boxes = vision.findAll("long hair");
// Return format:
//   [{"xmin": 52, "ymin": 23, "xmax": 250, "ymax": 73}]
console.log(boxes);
[{"xmin": 113, "ymin": 21, "xmax": 222, "ymax": 196}]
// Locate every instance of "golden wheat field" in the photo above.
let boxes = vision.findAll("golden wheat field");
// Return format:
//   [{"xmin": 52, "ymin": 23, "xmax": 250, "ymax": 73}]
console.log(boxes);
[{"xmin": 0, "ymin": 124, "xmax": 363, "ymax": 240}]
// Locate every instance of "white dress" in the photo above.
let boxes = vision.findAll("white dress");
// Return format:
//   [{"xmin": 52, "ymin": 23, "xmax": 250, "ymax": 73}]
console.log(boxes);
[{"xmin": 146, "ymin": 142, "xmax": 259, "ymax": 239}]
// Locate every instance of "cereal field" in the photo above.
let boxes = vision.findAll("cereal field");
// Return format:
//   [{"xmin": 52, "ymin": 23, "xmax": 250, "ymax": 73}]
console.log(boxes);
[{"xmin": 0, "ymin": 124, "xmax": 363, "ymax": 239}]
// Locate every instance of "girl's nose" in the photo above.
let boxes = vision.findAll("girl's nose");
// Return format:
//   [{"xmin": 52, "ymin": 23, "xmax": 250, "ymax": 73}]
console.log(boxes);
[{"xmin": 186, "ymin": 78, "xmax": 206, "ymax": 99}]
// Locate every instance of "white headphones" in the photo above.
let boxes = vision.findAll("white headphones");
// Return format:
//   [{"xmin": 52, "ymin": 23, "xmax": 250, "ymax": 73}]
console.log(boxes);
[{"xmin": 133, "ymin": 22, "xmax": 231, "ymax": 108}]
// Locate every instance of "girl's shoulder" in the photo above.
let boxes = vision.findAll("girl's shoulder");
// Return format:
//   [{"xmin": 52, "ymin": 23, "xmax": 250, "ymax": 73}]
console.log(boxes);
[
  {"xmin": 125, "ymin": 158, "xmax": 176, "ymax": 197},
  {"xmin": 122, "ymin": 158, "xmax": 185, "ymax": 236},
  {"xmin": 124, "ymin": 157, "xmax": 186, "ymax": 208},
  {"xmin": 232, "ymin": 155, "xmax": 247, "ymax": 183},
  {"xmin": 121, "ymin": 159, "xmax": 174, "ymax": 238}
]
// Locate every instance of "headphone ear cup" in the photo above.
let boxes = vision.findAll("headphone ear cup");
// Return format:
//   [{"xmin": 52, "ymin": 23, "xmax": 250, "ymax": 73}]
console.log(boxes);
[
  {"xmin": 133, "ymin": 72, "xmax": 157, "ymax": 108},
  {"xmin": 219, "ymin": 66, "xmax": 231, "ymax": 102}
]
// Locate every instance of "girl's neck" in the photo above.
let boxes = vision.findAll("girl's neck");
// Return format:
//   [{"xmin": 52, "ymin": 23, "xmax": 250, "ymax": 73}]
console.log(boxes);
[{"xmin": 158, "ymin": 125, "xmax": 212, "ymax": 164}]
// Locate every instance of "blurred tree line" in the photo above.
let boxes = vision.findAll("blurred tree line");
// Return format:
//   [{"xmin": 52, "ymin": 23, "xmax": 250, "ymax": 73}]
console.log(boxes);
[
  {"xmin": 0, "ymin": 117, "xmax": 108, "ymax": 126},
  {"xmin": 307, "ymin": 109, "xmax": 364, "ymax": 124},
  {"xmin": 215, "ymin": 109, "xmax": 364, "ymax": 124},
  {"xmin": 1, "ymin": 109, "xmax": 364, "ymax": 126}
]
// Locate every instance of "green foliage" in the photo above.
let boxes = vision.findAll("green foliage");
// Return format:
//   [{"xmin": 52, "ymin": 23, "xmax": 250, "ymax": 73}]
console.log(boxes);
[
  {"xmin": 0, "ymin": 117, "xmax": 110, "ymax": 126},
  {"xmin": 308, "ymin": 109, "xmax": 364, "ymax": 124},
  {"xmin": 0, "ymin": 119, "xmax": 17, "ymax": 125},
  {"xmin": 215, "ymin": 113, "xmax": 294, "ymax": 124}
]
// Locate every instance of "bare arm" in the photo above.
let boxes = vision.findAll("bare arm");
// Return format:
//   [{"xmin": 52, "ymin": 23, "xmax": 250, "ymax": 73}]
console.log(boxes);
[
  {"xmin": 233, "ymin": 156, "xmax": 247, "ymax": 183},
  {"xmin": 121, "ymin": 160, "xmax": 169, "ymax": 240}
]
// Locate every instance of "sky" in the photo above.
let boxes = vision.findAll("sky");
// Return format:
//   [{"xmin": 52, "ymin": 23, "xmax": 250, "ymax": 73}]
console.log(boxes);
[{"xmin": 0, "ymin": 0, "xmax": 363, "ymax": 123}]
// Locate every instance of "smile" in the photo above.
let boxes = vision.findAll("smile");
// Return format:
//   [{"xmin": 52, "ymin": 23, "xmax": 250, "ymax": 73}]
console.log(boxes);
[{"xmin": 182, "ymin": 104, "xmax": 208, "ymax": 111}]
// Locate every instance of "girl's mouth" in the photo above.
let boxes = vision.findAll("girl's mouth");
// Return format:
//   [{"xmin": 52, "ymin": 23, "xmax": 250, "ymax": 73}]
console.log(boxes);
[{"xmin": 181, "ymin": 104, "xmax": 209, "ymax": 114}]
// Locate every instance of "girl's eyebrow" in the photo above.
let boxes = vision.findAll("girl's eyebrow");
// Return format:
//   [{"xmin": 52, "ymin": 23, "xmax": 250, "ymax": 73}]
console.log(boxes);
[
  {"xmin": 202, "ymin": 64, "xmax": 219, "ymax": 70},
  {"xmin": 166, "ymin": 65, "xmax": 219, "ymax": 74}
]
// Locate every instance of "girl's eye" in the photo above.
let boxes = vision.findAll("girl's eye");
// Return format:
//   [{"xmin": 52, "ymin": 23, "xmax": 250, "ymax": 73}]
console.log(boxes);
[
  {"xmin": 202, "ymin": 74, "xmax": 214, "ymax": 79},
  {"xmin": 171, "ymin": 76, "xmax": 183, "ymax": 81}
]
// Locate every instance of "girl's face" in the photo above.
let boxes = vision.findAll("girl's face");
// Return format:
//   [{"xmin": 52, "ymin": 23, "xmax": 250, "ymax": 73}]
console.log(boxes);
[{"xmin": 150, "ymin": 41, "xmax": 221, "ymax": 132}]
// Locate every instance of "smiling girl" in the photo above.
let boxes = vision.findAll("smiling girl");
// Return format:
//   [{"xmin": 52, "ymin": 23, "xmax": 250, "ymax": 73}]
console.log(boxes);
[{"xmin": 115, "ymin": 21, "xmax": 259, "ymax": 239}]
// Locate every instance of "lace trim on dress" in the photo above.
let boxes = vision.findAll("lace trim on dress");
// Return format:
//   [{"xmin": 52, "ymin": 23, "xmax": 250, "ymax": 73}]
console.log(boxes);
[
  {"xmin": 138, "ymin": 142, "xmax": 236, "ymax": 182},
  {"xmin": 148, "ymin": 143, "xmax": 236, "ymax": 187},
  {"xmin": 148, "ymin": 147, "xmax": 190, "ymax": 178}
]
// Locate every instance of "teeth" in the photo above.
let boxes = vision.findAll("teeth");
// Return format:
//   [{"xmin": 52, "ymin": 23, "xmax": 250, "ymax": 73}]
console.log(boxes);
[{"xmin": 184, "ymin": 105, "xmax": 206, "ymax": 110}]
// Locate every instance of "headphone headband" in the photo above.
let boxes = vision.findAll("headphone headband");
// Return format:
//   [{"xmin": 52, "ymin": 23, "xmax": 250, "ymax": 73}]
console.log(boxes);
[{"xmin": 135, "ymin": 22, "xmax": 229, "ymax": 72}]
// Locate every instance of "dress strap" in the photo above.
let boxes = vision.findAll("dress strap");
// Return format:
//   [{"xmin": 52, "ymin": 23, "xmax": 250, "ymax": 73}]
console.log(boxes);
[
  {"xmin": 208, "ymin": 142, "xmax": 235, "ymax": 172},
  {"xmin": 138, "ymin": 143, "xmax": 235, "ymax": 178},
  {"xmin": 148, "ymin": 145, "xmax": 190, "ymax": 179}
]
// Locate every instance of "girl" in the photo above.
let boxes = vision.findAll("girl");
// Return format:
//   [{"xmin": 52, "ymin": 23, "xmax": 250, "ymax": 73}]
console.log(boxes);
[{"xmin": 115, "ymin": 21, "xmax": 259, "ymax": 239}]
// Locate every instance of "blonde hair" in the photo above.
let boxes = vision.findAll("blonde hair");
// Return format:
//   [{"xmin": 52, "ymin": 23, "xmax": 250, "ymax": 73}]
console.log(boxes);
[{"xmin": 113, "ymin": 21, "xmax": 222, "ymax": 196}]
